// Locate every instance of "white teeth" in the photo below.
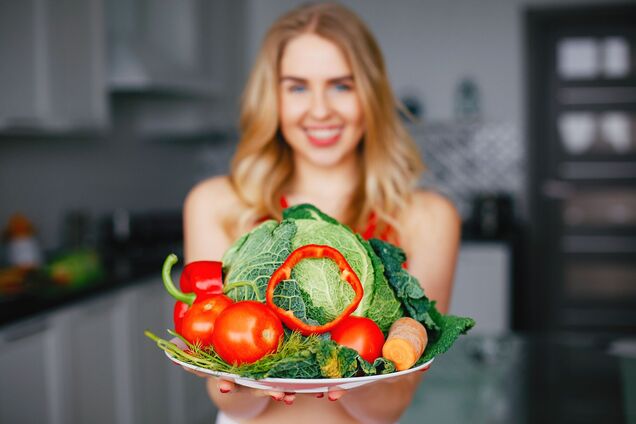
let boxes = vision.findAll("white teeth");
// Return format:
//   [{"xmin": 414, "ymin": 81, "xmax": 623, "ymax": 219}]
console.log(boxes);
[{"xmin": 306, "ymin": 128, "xmax": 341, "ymax": 139}]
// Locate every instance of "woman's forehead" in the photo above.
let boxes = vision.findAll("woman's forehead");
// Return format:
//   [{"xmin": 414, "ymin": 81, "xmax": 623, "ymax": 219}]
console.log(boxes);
[{"xmin": 280, "ymin": 33, "xmax": 351, "ymax": 80}]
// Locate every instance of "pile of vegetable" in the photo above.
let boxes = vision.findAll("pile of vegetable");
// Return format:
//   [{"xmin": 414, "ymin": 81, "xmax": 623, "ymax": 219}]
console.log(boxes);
[{"xmin": 146, "ymin": 204, "xmax": 475, "ymax": 379}]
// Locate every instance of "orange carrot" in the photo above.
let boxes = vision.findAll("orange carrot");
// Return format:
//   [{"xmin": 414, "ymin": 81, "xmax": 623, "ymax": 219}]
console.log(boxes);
[{"xmin": 382, "ymin": 317, "xmax": 428, "ymax": 371}]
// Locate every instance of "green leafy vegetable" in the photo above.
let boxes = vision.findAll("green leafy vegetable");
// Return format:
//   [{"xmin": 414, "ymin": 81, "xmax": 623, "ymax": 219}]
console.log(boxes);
[
  {"xmin": 357, "ymin": 234, "xmax": 403, "ymax": 332},
  {"xmin": 369, "ymin": 238, "xmax": 440, "ymax": 337},
  {"xmin": 223, "ymin": 220, "xmax": 296, "ymax": 302},
  {"xmin": 419, "ymin": 302, "xmax": 475, "ymax": 362},
  {"xmin": 222, "ymin": 204, "xmax": 403, "ymax": 332},
  {"xmin": 147, "ymin": 203, "xmax": 475, "ymax": 380},
  {"xmin": 315, "ymin": 339, "xmax": 360, "ymax": 378}
]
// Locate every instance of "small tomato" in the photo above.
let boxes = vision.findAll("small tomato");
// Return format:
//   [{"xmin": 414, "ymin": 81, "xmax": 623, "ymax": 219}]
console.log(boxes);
[
  {"xmin": 330, "ymin": 316, "xmax": 385, "ymax": 363},
  {"xmin": 212, "ymin": 301, "xmax": 284, "ymax": 365},
  {"xmin": 180, "ymin": 294, "xmax": 234, "ymax": 348}
]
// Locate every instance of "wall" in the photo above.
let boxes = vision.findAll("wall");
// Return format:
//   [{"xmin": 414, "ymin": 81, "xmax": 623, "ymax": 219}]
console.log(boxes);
[
  {"xmin": 0, "ymin": 0, "xmax": 626, "ymax": 250},
  {"xmin": 0, "ymin": 102, "xmax": 236, "ymax": 249},
  {"xmin": 244, "ymin": 0, "xmax": 625, "ymax": 125}
]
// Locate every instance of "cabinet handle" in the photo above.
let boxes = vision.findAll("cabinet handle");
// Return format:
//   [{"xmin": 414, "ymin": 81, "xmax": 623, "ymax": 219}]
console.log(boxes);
[{"xmin": 3, "ymin": 318, "xmax": 49, "ymax": 342}]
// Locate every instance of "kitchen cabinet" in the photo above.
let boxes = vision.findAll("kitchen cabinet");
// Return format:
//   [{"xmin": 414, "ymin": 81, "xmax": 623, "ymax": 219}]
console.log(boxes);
[
  {"xmin": 119, "ymin": 279, "xmax": 173, "ymax": 424},
  {"xmin": 106, "ymin": 0, "xmax": 246, "ymax": 138},
  {"xmin": 124, "ymin": 276, "xmax": 217, "ymax": 424},
  {"xmin": 0, "ymin": 317, "xmax": 58, "ymax": 423},
  {"xmin": 107, "ymin": 0, "xmax": 236, "ymax": 95},
  {"xmin": 450, "ymin": 242, "xmax": 511, "ymax": 334},
  {"xmin": 0, "ymin": 0, "xmax": 108, "ymax": 133},
  {"xmin": 65, "ymin": 296, "xmax": 120, "ymax": 424},
  {"xmin": 0, "ymin": 276, "xmax": 219, "ymax": 424},
  {"xmin": 0, "ymin": 0, "xmax": 245, "ymax": 137}
]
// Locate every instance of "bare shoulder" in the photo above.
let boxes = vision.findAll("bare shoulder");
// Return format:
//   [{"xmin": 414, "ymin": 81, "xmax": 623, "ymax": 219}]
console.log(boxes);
[
  {"xmin": 183, "ymin": 176, "xmax": 244, "ymax": 261},
  {"xmin": 398, "ymin": 190, "xmax": 461, "ymax": 250},
  {"xmin": 399, "ymin": 190, "xmax": 461, "ymax": 313},
  {"xmin": 402, "ymin": 190, "xmax": 461, "ymax": 229},
  {"xmin": 184, "ymin": 175, "xmax": 242, "ymax": 219}
]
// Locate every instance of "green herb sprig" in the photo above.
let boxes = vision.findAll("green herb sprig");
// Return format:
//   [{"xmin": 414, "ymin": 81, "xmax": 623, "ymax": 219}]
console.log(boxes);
[{"xmin": 144, "ymin": 330, "xmax": 321, "ymax": 378}]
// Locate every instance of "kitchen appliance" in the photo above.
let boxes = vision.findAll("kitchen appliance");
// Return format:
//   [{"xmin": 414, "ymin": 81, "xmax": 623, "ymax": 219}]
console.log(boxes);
[
  {"xmin": 527, "ymin": 4, "xmax": 636, "ymax": 333},
  {"xmin": 98, "ymin": 209, "xmax": 183, "ymax": 278},
  {"xmin": 468, "ymin": 193, "xmax": 515, "ymax": 240}
]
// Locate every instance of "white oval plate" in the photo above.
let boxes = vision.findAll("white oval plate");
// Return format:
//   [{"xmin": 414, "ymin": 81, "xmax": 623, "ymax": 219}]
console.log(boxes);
[{"xmin": 165, "ymin": 338, "xmax": 434, "ymax": 393}]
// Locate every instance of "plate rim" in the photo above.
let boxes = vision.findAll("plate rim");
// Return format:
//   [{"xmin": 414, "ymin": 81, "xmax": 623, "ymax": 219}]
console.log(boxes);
[{"xmin": 165, "ymin": 347, "xmax": 435, "ymax": 385}]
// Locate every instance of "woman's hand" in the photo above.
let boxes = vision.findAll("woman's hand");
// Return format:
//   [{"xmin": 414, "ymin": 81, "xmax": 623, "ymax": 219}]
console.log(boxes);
[
  {"xmin": 181, "ymin": 363, "xmax": 295, "ymax": 404},
  {"xmin": 215, "ymin": 378, "xmax": 298, "ymax": 404}
]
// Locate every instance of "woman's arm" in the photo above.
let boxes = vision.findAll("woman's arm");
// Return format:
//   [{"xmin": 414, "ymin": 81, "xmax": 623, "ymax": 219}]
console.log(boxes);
[
  {"xmin": 333, "ymin": 373, "xmax": 424, "ymax": 424},
  {"xmin": 183, "ymin": 177, "xmax": 275, "ymax": 419},
  {"xmin": 183, "ymin": 177, "xmax": 233, "ymax": 263},
  {"xmin": 402, "ymin": 191, "xmax": 461, "ymax": 314},
  {"xmin": 335, "ymin": 191, "xmax": 461, "ymax": 423}
]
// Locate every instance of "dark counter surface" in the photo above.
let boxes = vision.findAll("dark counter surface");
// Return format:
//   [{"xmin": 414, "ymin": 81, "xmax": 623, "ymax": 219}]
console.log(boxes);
[{"xmin": 0, "ymin": 260, "xmax": 162, "ymax": 328}]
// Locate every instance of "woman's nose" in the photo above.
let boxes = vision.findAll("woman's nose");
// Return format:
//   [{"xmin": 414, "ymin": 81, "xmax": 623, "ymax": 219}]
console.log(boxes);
[{"xmin": 309, "ymin": 91, "xmax": 331, "ymax": 119}]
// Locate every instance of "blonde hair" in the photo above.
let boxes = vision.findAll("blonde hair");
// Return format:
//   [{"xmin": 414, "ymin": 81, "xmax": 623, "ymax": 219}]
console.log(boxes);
[{"xmin": 228, "ymin": 2, "xmax": 424, "ymax": 241}]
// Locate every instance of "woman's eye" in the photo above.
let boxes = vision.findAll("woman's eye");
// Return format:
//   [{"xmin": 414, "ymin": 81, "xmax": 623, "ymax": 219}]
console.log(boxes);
[
  {"xmin": 288, "ymin": 84, "xmax": 306, "ymax": 93},
  {"xmin": 332, "ymin": 83, "xmax": 352, "ymax": 92}
]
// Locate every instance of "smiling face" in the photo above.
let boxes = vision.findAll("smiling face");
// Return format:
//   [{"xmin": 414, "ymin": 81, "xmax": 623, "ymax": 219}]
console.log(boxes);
[{"xmin": 278, "ymin": 33, "xmax": 365, "ymax": 168}]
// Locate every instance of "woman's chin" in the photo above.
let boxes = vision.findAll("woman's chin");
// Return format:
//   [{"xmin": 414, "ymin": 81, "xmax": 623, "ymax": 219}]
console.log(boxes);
[{"xmin": 300, "ymin": 151, "xmax": 349, "ymax": 169}]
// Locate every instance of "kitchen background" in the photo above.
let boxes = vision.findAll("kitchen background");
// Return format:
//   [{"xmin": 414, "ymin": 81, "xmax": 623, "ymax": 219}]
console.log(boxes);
[{"xmin": 1, "ymin": 0, "xmax": 635, "ymax": 423}]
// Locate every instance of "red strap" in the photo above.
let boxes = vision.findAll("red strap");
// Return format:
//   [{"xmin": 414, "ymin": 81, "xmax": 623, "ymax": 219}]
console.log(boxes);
[
  {"xmin": 361, "ymin": 211, "xmax": 394, "ymax": 242},
  {"xmin": 361, "ymin": 211, "xmax": 377, "ymax": 240},
  {"xmin": 280, "ymin": 195, "xmax": 289, "ymax": 209}
]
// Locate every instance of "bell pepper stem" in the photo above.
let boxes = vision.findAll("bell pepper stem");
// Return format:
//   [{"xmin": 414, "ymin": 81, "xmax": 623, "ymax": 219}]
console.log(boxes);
[{"xmin": 162, "ymin": 254, "xmax": 196, "ymax": 305}]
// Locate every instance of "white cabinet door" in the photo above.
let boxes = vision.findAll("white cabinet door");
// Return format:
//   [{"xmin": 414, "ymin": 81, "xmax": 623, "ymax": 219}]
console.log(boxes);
[
  {"xmin": 121, "ymin": 278, "xmax": 174, "ymax": 424},
  {"xmin": 105, "ymin": 0, "xmax": 244, "ymax": 139},
  {"xmin": 0, "ymin": 317, "xmax": 56, "ymax": 423},
  {"xmin": 0, "ymin": 278, "xmax": 220, "ymax": 424},
  {"xmin": 127, "ymin": 278, "xmax": 218, "ymax": 424},
  {"xmin": 64, "ymin": 296, "xmax": 119, "ymax": 424},
  {"xmin": 0, "ymin": 0, "xmax": 107, "ymax": 132},
  {"xmin": 107, "ymin": 0, "xmax": 237, "ymax": 95},
  {"xmin": 450, "ymin": 242, "xmax": 511, "ymax": 334}
]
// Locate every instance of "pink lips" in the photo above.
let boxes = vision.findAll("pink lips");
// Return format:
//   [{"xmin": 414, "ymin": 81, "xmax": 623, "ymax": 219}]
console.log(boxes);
[{"xmin": 305, "ymin": 127, "xmax": 342, "ymax": 147}]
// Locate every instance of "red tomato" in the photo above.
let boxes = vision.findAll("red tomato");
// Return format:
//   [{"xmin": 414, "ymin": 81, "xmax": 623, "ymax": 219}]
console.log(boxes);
[
  {"xmin": 329, "ymin": 316, "xmax": 385, "ymax": 363},
  {"xmin": 180, "ymin": 294, "xmax": 234, "ymax": 348},
  {"xmin": 212, "ymin": 301, "xmax": 284, "ymax": 365}
]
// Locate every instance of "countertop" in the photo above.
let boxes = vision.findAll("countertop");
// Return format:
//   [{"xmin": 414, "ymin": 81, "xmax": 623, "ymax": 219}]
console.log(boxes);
[
  {"xmin": 0, "ymin": 230, "xmax": 514, "ymax": 329},
  {"xmin": 0, "ymin": 260, "xmax": 162, "ymax": 327}
]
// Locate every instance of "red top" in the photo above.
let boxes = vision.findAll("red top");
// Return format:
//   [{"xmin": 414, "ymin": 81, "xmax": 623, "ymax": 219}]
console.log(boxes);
[
  {"xmin": 274, "ymin": 196, "xmax": 407, "ymax": 268},
  {"xmin": 280, "ymin": 195, "xmax": 394, "ymax": 243}
]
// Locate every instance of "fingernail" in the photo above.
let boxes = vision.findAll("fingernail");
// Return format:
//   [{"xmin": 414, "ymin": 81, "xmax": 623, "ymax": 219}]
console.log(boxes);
[
  {"xmin": 315, "ymin": 393, "xmax": 324, "ymax": 398},
  {"xmin": 328, "ymin": 395, "xmax": 338, "ymax": 401},
  {"xmin": 284, "ymin": 399, "xmax": 293, "ymax": 405},
  {"xmin": 219, "ymin": 388, "xmax": 230, "ymax": 394},
  {"xmin": 270, "ymin": 395, "xmax": 282, "ymax": 401}
]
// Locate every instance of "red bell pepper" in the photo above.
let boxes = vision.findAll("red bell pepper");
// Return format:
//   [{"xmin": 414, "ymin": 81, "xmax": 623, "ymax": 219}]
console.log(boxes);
[
  {"xmin": 265, "ymin": 244, "xmax": 364, "ymax": 336},
  {"xmin": 179, "ymin": 260, "xmax": 224, "ymax": 295},
  {"xmin": 162, "ymin": 254, "xmax": 225, "ymax": 333}
]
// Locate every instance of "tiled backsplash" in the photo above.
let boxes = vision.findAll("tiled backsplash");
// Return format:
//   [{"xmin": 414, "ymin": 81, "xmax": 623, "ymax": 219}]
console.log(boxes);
[{"xmin": 412, "ymin": 121, "xmax": 525, "ymax": 218}]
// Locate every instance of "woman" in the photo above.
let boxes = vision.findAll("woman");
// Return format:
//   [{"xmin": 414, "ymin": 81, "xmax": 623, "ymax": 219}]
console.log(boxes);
[{"xmin": 183, "ymin": 3, "xmax": 460, "ymax": 423}]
